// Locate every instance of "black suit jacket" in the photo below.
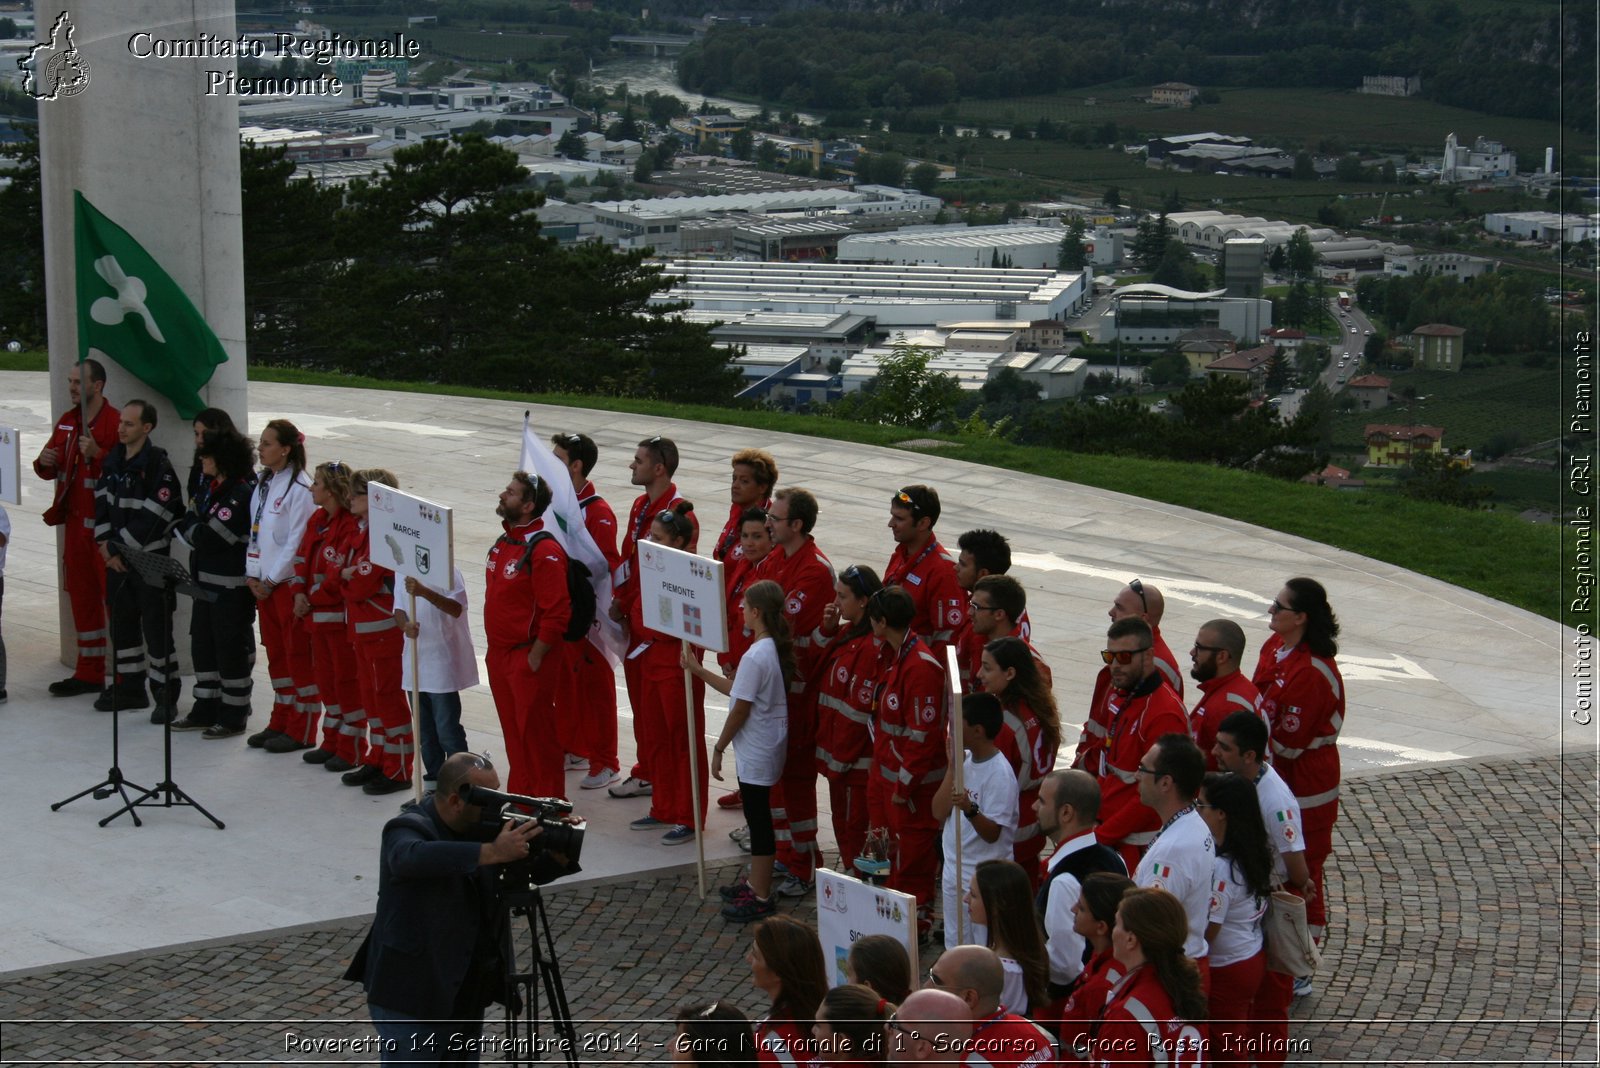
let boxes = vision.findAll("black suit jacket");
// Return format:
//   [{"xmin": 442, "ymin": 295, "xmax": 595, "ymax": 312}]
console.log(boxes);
[{"xmin": 344, "ymin": 797, "xmax": 498, "ymax": 1018}]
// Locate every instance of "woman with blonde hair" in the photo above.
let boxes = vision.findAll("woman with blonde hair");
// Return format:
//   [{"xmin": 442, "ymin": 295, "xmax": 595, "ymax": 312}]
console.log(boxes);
[{"xmin": 292, "ymin": 460, "xmax": 366, "ymax": 773}]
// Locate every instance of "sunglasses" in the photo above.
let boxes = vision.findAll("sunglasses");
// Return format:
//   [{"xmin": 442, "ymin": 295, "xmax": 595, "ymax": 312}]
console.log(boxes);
[
  {"xmin": 841, "ymin": 564, "xmax": 876, "ymax": 597},
  {"xmin": 1191, "ymin": 643, "xmax": 1226, "ymax": 653},
  {"xmin": 1129, "ymin": 577, "xmax": 1147, "ymax": 613},
  {"xmin": 1100, "ymin": 646, "xmax": 1151, "ymax": 665},
  {"xmin": 892, "ymin": 490, "xmax": 922, "ymax": 518},
  {"xmin": 325, "ymin": 460, "xmax": 346, "ymax": 473},
  {"xmin": 1269, "ymin": 600, "xmax": 1295, "ymax": 615}
]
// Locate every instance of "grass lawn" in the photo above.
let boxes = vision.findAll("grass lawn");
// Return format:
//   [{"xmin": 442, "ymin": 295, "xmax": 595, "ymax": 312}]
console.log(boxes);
[
  {"xmin": 0, "ymin": 353, "xmax": 1555, "ymax": 619},
  {"xmin": 1330, "ymin": 364, "xmax": 1563, "ymax": 453}
]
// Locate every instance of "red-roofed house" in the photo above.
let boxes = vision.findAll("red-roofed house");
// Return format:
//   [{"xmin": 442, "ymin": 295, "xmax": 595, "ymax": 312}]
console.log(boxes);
[
  {"xmin": 1300, "ymin": 463, "xmax": 1365, "ymax": 489},
  {"xmin": 1366, "ymin": 423, "xmax": 1444, "ymax": 467},
  {"xmin": 1346, "ymin": 374, "xmax": 1392, "ymax": 410},
  {"xmin": 1402, "ymin": 324, "xmax": 1466, "ymax": 372},
  {"xmin": 1261, "ymin": 327, "xmax": 1307, "ymax": 349},
  {"xmin": 1204, "ymin": 343, "xmax": 1275, "ymax": 389}
]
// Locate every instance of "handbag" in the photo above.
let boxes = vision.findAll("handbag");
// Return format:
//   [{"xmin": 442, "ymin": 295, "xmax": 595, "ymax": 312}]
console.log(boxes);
[{"xmin": 1263, "ymin": 889, "xmax": 1321, "ymax": 975}]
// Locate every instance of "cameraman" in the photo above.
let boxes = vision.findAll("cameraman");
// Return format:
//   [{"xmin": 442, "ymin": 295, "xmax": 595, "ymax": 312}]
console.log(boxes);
[{"xmin": 346, "ymin": 751, "xmax": 542, "ymax": 1064}]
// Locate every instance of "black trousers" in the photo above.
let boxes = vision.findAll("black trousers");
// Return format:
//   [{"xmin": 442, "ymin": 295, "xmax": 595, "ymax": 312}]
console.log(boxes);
[
  {"xmin": 190, "ymin": 585, "xmax": 257, "ymax": 728},
  {"xmin": 106, "ymin": 568, "xmax": 179, "ymax": 703}
]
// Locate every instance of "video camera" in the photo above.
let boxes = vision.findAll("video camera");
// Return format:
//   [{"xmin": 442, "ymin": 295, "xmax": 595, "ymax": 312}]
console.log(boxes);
[{"xmin": 461, "ymin": 783, "xmax": 585, "ymax": 885}]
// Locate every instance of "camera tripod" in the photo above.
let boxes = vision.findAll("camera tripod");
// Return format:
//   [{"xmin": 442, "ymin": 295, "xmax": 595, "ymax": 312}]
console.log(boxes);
[{"xmin": 498, "ymin": 884, "xmax": 578, "ymax": 1067}]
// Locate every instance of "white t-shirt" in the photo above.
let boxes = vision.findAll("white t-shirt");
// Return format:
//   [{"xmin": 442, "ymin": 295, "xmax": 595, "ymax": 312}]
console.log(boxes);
[
  {"xmin": 729, "ymin": 637, "xmax": 788, "ymax": 787},
  {"xmin": 999, "ymin": 956, "xmax": 1028, "ymax": 1016},
  {"xmin": 1134, "ymin": 808, "xmax": 1215, "ymax": 960},
  {"xmin": 1206, "ymin": 855, "xmax": 1267, "ymax": 967},
  {"xmin": 1256, "ymin": 764, "xmax": 1306, "ymax": 885},
  {"xmin": 0, "ymin": 504, "xmax": 10, "ymax": 574},
  {"xmin": 400, "ymin": 567, "xmax": 480, "ymax": 693},
  {"xmin": 942, "ymin": 749, "xmax": 1020, "ymax": 868}
]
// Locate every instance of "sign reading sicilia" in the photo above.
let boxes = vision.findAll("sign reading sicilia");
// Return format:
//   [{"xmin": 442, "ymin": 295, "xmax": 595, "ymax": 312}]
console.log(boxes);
[{"xmin": 367, "ymin": 484, "xmax": 453, "ymax": 586}]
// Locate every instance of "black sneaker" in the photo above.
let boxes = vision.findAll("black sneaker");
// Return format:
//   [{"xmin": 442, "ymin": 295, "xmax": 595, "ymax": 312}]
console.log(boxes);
[
  {"xmin": 722, "ymin": 894, "xmax": 776, "ymax": 923},
  {"xmin": 299, "ymin": 746, "xmax": 336, "ymax": 763},
  {"xmin": 150, "ymin": 702, "xmax": 177, "ymax": 726},
  {"xmin": 324, "ymin": 756, "xmax": 356, "ymax": 773},
  {"xmin": 248, "ymin": 729, "xmax": 284, "ymax": 749},
  {"xmin": 362, "ymin": 775, "xmax": 410, "ymax": 795},
  {"xmin": 94, "ymin": 687, "xmax": 149, "ymax": 712},
  {"xmin": 49, "ymin": 677, "xmax": 100, "ymax": 697},
  {"xmin": 265, "ymin": 734, "xmax": 312, "ymax": 754},
  {"xmin": 202, "ymin": 724, "xmax": 247, "ymax": 740},
  {"xmin": 170, "ymin": 717, "xmax": 210, "ymax": 732},
  {"xmin": 342, "ymin": 763, "xmax": 383, "ymax": 786}
]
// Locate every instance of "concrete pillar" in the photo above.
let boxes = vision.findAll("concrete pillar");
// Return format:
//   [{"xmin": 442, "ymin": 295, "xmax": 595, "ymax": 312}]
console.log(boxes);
[{"xmin": 36, "ymin": 0, "xmax": 248, "ymax": 669}]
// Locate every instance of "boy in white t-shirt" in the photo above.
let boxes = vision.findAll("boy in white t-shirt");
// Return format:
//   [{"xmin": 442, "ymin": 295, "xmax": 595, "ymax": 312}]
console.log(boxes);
[
  {"xmin": 934, "ymin": 691, "xmax": 1019, "ymax": 949},
  {"xmin": 396, "ymin": 569, "xmax": 480, "ymax": 782}
]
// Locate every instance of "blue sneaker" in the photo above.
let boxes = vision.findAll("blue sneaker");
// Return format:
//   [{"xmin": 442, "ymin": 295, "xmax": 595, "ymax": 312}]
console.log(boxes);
[
  {"xmin": 629, "ymin": 815, "xmax": 666, "ymax": 831},
  {"xmin": 661, "ymin": 824, "xmax": 696, "ymax": 845}
]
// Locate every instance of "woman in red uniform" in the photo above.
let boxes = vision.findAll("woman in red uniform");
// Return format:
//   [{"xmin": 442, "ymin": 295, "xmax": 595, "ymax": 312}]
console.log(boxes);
[
  {"xmin": 977, "ymin": 636, "xmax": 1061, "ymax": 881},
  {"xmin": 1054, "ymin": 872, "xmax": 1135, "ymax": 1055},
  {"xmin": 749, "ymin": 915, "xmax": 828, "ymax": 1068},
  {"xmin": 812, "ymin": 563, "xmax": 883, "ymax": 871},
  {"xmin": 1087, "ymin": 888, "xmax": 1208, "ymax": 1067},
  {"xmin": 1251, "ymin": 576, "xmax": 1343, "ymax": 949},
  {"xmin": 813, "ymin": 984, "xmax": 890, "ymax": 1066},
  {"xmin": 292, "ymin": 461, "xmax": 365, "ymax": 772}
]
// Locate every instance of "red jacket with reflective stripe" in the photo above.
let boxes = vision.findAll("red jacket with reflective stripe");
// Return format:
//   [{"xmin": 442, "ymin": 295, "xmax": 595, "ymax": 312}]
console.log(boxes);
[
  {"xmin": 1091, "ymin": 674, "xmax": 1188, "ymax": 851},
  {"xmin": 876, "ymin": 634, "xmax": 948, "ymax": 800},
  {"xmin": 812, "ymin": 630, "xmax": 881, "ymax": 778},
  {"xmin": 484, "ymin": 519, "xmax": 572, "ymax": 649},
  {"xmin": 884, "ymin": 538, "xmax": 963, "ymax": 659},
  {"xmin": 1252, "ymin": 636, "xmax": 1343, "ymax": 812},
  {"xmin": 1190, "ymin": 671, "xmax": 1262, "ymax": 770}
]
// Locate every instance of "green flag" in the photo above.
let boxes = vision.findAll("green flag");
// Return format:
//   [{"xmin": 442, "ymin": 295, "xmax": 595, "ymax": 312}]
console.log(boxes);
[{"xmin": 74, "ymin": 190, "xmax": 228, "ymax": 419}]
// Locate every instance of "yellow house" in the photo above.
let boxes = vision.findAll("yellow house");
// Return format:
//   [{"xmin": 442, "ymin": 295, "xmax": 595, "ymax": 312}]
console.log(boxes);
[{"xmin": 1365, "ymin": 423, "xmax": 1444, "ymax": 467}]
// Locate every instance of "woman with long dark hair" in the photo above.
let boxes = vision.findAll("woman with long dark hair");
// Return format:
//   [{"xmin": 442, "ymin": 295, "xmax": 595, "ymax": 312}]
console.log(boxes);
[
  {"xmin": 844, "ymin": 934, "xmax": 912, "ymax": 1007},
  {"xmin": 1251, "ymin": 577, "xmax": 1343, "ymax": 957},
  {"xmin": 748, "ymin": 915, "xmax": 828, "ymax": 1068},
  {"xmin": 1054, "ymin": 872, "xmax": 1135, "ymax": 1055},
  {"xmin": 812, "ymin": 563, "xmax": 884, "ymax": 871},
  {"xmin": 1198, "ymin": 772, "xmax": 1275, "ymax": 1063},
  {"xmin": 245, "ymin": 419, "xmax": 318, "ymax": 752},
  {"xmin": 814, "ymin": 984, "xmax": 891, "ymax": 1066},
  {"xmin": 967, "ymin": 859, "xmax": 1049, "ymax": 1015},
  {"xmin": 688, "ymin": 578, "xmax": 795, "ymax": 922},
  {"xmin": 186, "ymin": 407, "xmax": 240, "ymax": 508},
  {"xmin": 1089, "ymin": 887, "xmax": 1207, "ymax": 1065},
  {"xmin": 977, "ymin": 635, "xmax": 1062, "ymax": 879},
  {"xmin": 672, "ymin": 1001, "xmax": 758, "ymax": 1068}
]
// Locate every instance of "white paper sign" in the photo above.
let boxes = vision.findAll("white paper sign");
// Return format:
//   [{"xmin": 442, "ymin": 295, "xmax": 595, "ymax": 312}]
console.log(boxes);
[
  {"xmin": 366, "ymin": 483, "xmax": 454, "ymax": 584},
  {"xmin": 0, "ymin": 426, "xmax": 18, "ymax": 505},
  {"xmin": 815, "ymin": 870, "xmax": 921, "ymax": 987},
  {"xmin": 636, "ymin": 540, "xmax": 727, "ymax": 653}
]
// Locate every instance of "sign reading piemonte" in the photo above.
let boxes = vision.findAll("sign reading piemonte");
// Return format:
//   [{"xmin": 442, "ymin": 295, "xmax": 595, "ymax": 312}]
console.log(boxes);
[
  {"xmin": 366, "ymin": 483, "xmax": 453, "ymax": 585},
  {"xmin": 636, "ymin": 540, "xmax": 727, "ymax": 654}
]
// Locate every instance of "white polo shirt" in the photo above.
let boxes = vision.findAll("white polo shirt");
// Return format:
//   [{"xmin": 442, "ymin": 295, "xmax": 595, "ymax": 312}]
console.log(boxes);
[
  {"xmin": 1134, "ymin": 807, "xmax": 1215, "ymax": 960},
  {"xmin": 1255, "ymin": 764, "xmax": 1306, "ymax": 884}
]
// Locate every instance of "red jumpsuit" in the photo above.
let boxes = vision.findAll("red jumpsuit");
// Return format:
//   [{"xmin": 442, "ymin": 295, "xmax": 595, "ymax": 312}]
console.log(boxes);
[
  {"xmin": 34, "ymin": 398, "xmax": 120, "ymax": 684},
  {"xmin": 995, "ymin": 693, "xmax": 1058, "ymax": 883},
  {"xmin": 877, "ymin": 633, "xmax": 947, "ymax": 924},
  {"xmin": 1090, "ymin": 673, "xmax": 1189, "ymax": 873},
  {"xmin": 625, "ymin": 573, "xmax": 707, "ymax": 828},
  {"xmin": 1190, "ymin": 671, "xmax": 1262, "ymax": 771},
  {"xmin": 812, "ymin": 628, "xmax": 881, "ymax": 868},
  {"xmin": 293, "ymin": 509, "xmax": 365, "ymax": 762},
  {"xmin": 1253, "ymin": 636, "xmax": 1344, "ymax": 937},
  {"xmin": 557, "ymin": 483, "xmax": 622, "ymax": 777},
  {"xmin": 883, "ymin": 538, "xmax": 964, "ymax": 661},
  {"xmin": 1086, "ymin": 965, "xmax": 1206, "ymax": 1067},
  {"xmin": 614, "ymin": 484, "xmax": 698, "ymax": 782},
  {"xmin": 1073, "ymin": 625, "xmax": 1183, "ymax": 770},
  {"xmin": 337, "ymin": 519, "xmax": 413, "ymax": 784},
  {"xmin": 485, "ymin": 519, "xmax": 573, "ymax": 799},
  {"xmin": 753, "ymin": 535, "xmax": 834, "ymax": 879}
]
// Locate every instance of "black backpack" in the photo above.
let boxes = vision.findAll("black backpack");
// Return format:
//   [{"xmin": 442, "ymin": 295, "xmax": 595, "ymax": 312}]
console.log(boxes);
[{"xmin": 524, "ymin": 531, "xmax": 596, "ymax": 641}]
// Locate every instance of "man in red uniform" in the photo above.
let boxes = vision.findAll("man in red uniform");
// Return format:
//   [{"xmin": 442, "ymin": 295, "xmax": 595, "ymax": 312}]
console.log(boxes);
[
  {"xmin": 966, "ymin": 575, "xmax": 1051, "ymax": 689},
  {"xmin": 1090, "ymin": 618, "xmax": 1189, "ymax": 874},
  {"xmin": 607, "ymin": 435, "xmax": 698, "ymax": 800},
  {"xmin": 550, "ymin": 432, "xmax": 623, "ymax": 791},
  {"xmin": 1187, "ymin": 618, "xmax": 1261, "ymax": 769},
  {"xmin": 484, "ymin": 471, "xmax": 573, "ymax": 800},
  {"xmin": 930, "ymin": 946, "xmax": 1057, "ymax": 1065},
  {"xmin": 870, "ymin": 585, "xmax": 948, "ymax": 940},
  {"xmin": 883, "ymin": 485, "xmax": 964, "ymax": 661},
  {"xmin": 1072, "ymin": 579, "xmax": 1183, "ymax": 771},
  {"xmin": 751, "ymin": 486, "xmax": 834, "ymax": 893},
  {"xmin": 951, "ymin": 529, "xmax": 1012, "ymax": 693},
  {"xmin": 34, "ymin": 358, "xmax": 119, "ymax": 696}
]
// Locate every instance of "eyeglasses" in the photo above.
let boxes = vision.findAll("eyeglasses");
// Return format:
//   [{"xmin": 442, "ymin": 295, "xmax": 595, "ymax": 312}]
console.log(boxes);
[
  {"xmin": 885, "ymin": 1013, "xmax": 921, "ymax": 1041},
  {"xmin": 925, "ymin": 968, "xmax": 946, "ymax": 987},
  {"xmin": 1129, "ymin": 577, "xmax": 1147, "ymax": 613},
  {"xmin": 1135, "ymin": 764, "xmax": 1161, "ymax": 777},
  {"xmin": 767, "ymin": 512, "xmax": 796, "ymax": 525},
  {"xmin": 1191, "ymin": 643, "xmax": 1226, "ymax": 654},
  {"xmin": 970, "ymin": 601, "xmax": 998, "ymax": 613},
  {"xmin": 1100, "ymin": 647, "xmax": 1151, "ymax": 665},
  {"xmin": 1269, "ymin": 600, "xmax": 1294, "ymax": 615},
  {"xmin": 463, "ymin": 752, "xmax": 494, "ymax": 770}
]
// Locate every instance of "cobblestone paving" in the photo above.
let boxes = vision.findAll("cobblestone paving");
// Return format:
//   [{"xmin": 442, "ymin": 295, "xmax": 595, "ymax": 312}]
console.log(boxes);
[{"xmin": 3, "ymin": 752, "xmax": 1596, "ymax": 1066}]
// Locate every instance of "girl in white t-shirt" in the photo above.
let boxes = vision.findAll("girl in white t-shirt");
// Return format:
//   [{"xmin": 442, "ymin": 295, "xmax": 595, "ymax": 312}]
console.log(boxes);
[{"xmin": 683, "ymin": 578, "xmax": 794, "ymax": 923}]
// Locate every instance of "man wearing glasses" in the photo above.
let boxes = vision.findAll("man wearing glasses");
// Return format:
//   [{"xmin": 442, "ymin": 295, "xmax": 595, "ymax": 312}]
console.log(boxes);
[
  {"xmin": 951, "ymin": 529, "xmax": 1016, "ymax": 693},
  {"xmin": 885, "ymin": 989, "xmax": 973, "ymax": 1065},
  {"xmin": 1132, "ymin": 733, "xmax": 1215, "ymax": 973},
  {"xmin": 926, "ymin": 946, "xmax": 1057, "ymax": 1067},
  {"xmin": 883, "ymin": 485, "xmax": 964, "ymax": 660},
  {"xmin": 1072, "ymin": 578, "xmax": 1182, "ymax": 772},
  {"xmin": 966, "ymin": 575, "xmax": 1051, "ymax": 689},
  {"xmin": 1187, "ymin": 619, "xmax": 1261, "ymax": 769},
  {"xmin": 1089, "ymin": 618, "xmax": 1188, "ymax": 873}
]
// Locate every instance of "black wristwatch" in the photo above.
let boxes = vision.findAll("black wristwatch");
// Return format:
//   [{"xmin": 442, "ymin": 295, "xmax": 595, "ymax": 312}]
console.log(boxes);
[{"xmin": 966, "ymin": 799, "xmax": 981, "ymax": 820}]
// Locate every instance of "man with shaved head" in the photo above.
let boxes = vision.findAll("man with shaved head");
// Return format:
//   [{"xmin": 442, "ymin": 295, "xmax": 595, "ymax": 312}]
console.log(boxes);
[
  {"xmin": 1072, "ymin": 578, "xmax": 1183, "ymax": 770},
  {"xmin": 887, "ymin": 988, "xmax": 974, "ymax": 1065},
  {"xmin": 1034, "ymin": 769, "xmax": 1126, "ymax": 993},
  {"xmin": 1188, "ymin": 618, "xmax": 1261, "ymax": 768},
  {"xmin": 928, "ymin": 947, "xmax": 1056, "ymax": 1067}
]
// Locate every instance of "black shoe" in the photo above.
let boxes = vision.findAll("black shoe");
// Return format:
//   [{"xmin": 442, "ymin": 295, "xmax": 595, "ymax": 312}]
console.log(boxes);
[
  {"xmin": 363, "ymin": 775, "xmax": 410, "ymax": 795},
  {"xmin": 94, "ymin": 687, "xmax": 149, "ymax": 712},
  {"xmin": 0, "ymin": 689, "xmax": 8, "ymax": 703},
  {"xmin": 170, "ymin": 717, "xmax": 210, "ymax": 732},
  {"xmin": 342, "ymin": 763, "xmax": 383, "ymax": 787},
  {"xmin": 49, "ymin": 676, "xmax": 100, "ymax": 697},
  {"xmin": 150, "ymin": 702, "xmax": 177, "ymax": 725},
  {"xmin": 324, "ymin": 756, "xmax": 356, "ymax": 773},
  {"xmin": 299, "ymin": 745, "xmax": 335, "ymax": 763},
  {"xmin": 248, "ymin": 729, "xmax": 283, "ymax": 749},
  {"xmin": 202, "ymin": 724, "xmax": 247, "ymax": 740}
]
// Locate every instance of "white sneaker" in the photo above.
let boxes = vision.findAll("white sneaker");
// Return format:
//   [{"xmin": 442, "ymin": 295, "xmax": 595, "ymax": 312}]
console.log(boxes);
[
  {"xmin": 607, "ymin": 775, "xmax": 653, "ymax": 798},
  {"xmin": 565, "ymin": 753, "xmax": 588, "ymax": 770},
  {"xmin": 1292, "ymin": 976, "xmax": 1314, "ymax": 998},
  {"xmin": 775, "ymin": 874, "xmax": 815, "ymax": 898},
  {"xmin": 579, "ymin": 768, "xmax": 621, "ymax": 790},
  {"xmin": 729, "ymin": 824, "xmax": 751, "ymax": 842}
]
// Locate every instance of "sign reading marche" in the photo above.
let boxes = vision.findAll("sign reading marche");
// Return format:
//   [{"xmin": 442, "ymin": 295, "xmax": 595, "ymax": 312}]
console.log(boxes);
[
  {"xmin": 367, "ymin": 484, "xmax": 453, "ymax": 585},
  {"xmin": 637, "ymin": 541, "xmax": 727, "ymax": 653},
  {"xmin": 74, "ymin": 192, "xmax": 228, "ymax": 420},
  {"xmin": 815, "ymin": 870, "xmax": 921, "ymax": 987},
  {"xmin": 0, "ymin": 426, "xmax": 20, "ymax": 505}
]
